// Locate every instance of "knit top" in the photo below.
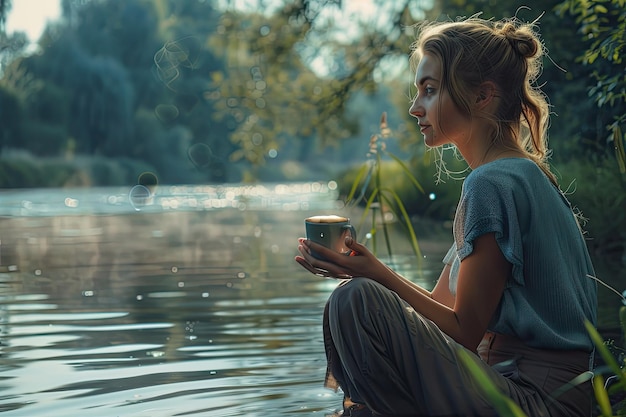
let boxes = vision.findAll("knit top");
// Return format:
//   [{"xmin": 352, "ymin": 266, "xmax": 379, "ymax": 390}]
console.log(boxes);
[{"xmin": 443, "ymin": 158, "xmax": 597, "ymax": 351}]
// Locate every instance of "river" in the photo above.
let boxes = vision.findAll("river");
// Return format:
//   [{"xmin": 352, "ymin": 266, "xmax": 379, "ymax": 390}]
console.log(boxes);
[{"xmin": 0, "ymin": 183, "xmax": 621, "ymax": 416}]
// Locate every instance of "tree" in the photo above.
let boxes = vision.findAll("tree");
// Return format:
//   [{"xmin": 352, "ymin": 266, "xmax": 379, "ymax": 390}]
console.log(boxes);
[
  {"xmin": 0, "ymin": 0, "xmax": 10, "ymax": 31},
  {"xmin": 205, "ymin": 0, "xmax": 422, "ymax": 175},
  {"xmin": 0, "ymin": 82, "xmax": 21, "ymax": 150},
  {"xmin": 0, "ymin": 0, "xmax": 27, "ymax": 78},
  {"xmin": 556, "ymin": 0, "xmax": 626, "ymax": 172}
]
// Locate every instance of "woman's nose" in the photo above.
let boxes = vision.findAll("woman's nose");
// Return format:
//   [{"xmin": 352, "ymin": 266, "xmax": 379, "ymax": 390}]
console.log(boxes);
[{"xmin": 408, "ymin": 99, "xmax": 423, "ymax": 119}]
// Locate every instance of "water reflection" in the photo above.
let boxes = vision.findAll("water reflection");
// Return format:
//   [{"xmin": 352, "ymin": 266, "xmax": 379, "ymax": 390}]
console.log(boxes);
[
  {"xmin": 3, "ymin": 185, "xmax": 618, "ymax": 416},
  {"xmin": 0, "ymin": 185, "xmax": 448, "ymax": 416},
  {"xmin": 0, "ymin": 181, "xmax": 340, "ymax": 217}
]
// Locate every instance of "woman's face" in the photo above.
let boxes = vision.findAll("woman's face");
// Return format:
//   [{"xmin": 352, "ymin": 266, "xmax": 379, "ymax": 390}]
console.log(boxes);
[{"xmin": 408, "ymin": 53, "xmax": 470, "ymax": 148}]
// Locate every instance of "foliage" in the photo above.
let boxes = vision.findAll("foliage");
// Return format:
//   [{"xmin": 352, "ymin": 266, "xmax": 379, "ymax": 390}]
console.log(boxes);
[
  {"xmin": 2, "ymin": 0, "xmax": 430, "ymax": 183},
  {"xmin": 459, "ymin": 306, "xmax": 626, "ymax": 417},
  {"xmin": 202, "ymin": 0, "xmax": 420, "ymax": 174},
  {"xmin": 555, "ymin": 157, "xmax": 626, "ymax": 261},
  {"xmin": 0, "ymin": 0, "xmax": 10, "ymax": 30},
  {"xmin": 424, "ymin": 0, "xmax": 612, "ymax": 164},
  {"xmin": 0, "ymin": 82, "xmax": 21, "ymax": 149},
  {"xmin": 0, "ymin": 153, "xmax": 78, "ymax": 188},
  {"xmin": 457, "ymin": 349, "xmax": 529, "ymax": 417},
  {"xmin": 344, "ymin": 112, "xmax": 424, "ymax": 262},
  {"xmin": 0, "ymin": 151, "xmax": 156, "ymax": 188},
  {"xmin": 0, "ymin": 0, "xmax": 622, "ymax": 229},
  {"xmin": 555, "ymin": 0, "xmax": 626, "ymax": 173},
  {"xmin": 339, "ymin": 154, "xmax": 464, "ymax": 223},
  {"xmin": 586, "ymin": 313, "xmax": 626, "ymax": 417},
  {"xmin": 205, "ymin": 7, "xmax": 319, "ymax": 167}
]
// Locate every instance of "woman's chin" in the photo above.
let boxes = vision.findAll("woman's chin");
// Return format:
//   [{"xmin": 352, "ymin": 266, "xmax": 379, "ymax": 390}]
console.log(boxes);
[{"xmin": 423, "ymin": 134, "xmax": 437, "ymax": 148}]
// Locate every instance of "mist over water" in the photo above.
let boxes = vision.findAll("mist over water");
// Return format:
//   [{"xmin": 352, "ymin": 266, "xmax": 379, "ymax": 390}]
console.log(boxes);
[
  {"xmin": 0, "ymin": 184, "xmax": 447, "ymax": 416},
  {"xmin": 0, "ymin": 184, "xmax": 621, "ymax": 416}
]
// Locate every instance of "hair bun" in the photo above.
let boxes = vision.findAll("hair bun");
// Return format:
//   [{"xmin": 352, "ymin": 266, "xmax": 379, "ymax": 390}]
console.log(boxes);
[{"xmin": 499, "ymin": 22, "xmax": 540, "ymax": 59}]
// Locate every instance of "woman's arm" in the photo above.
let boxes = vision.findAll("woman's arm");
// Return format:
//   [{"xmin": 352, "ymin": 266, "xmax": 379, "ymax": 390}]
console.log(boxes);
[
  {"xmin": 431, "ymin": 263, "xmax": 455, "ymax": 308},
  {"xmin": 296, "ymin": 233, "xmax": 508, "ymax": 351},
  {"xmin": 375, "ymin": 233, "xmax": 508, "ymax": 350}
]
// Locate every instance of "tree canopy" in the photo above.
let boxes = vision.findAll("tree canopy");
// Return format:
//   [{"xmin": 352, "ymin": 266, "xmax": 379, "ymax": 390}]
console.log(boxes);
[{"xmin": 0, "ymin": 0, "xmax": 624, "ymax": 185}]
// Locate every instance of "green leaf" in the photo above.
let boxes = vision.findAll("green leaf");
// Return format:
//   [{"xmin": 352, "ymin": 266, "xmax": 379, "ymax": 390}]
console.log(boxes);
[
  {"xmin": 457, "ymin": 349, "xmax": 528, "ymax": 417},
  {"xmin": 380, "ymin": 187, "xmax": 423, "ymax": 262},
  {"xmin": 592, "ymin": 374, "xmax": 613, "ymax": 417},
  {"xmin": 614, "ymin": 122, "xmax": 626, "ymax": 173},
  {"xmin": 358, "ymin": 188, "xmax": 380, "ymax": 227},
  {"xmin": 549, "ymin": 371, "xmax": 594, "ymax": 402},
  {"xmin": 585, "ymin": 320, "xmax": 625, "ymax": 379},
  {"xmin": 386, "ymin": 151, "xmax": 425, "ymax": 193},
  {"xmin": 377, "ymin": 193, "xmax": 395, "ymax": 261},
  {"xmin": 594, "ymin": 4, "xmax": 608, "ymax": 14},
  {"xmin": 345, "ymin": 162, "xmax": 371, "ymax": 204}
]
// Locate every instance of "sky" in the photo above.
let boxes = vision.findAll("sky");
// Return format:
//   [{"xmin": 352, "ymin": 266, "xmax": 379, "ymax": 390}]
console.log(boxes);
[
  {"xmin": 5, "ymin": 0, "xmax": 393, "ymax": 43},
  {"xmin": 5, "ymin": 0, "xmax": 61, "ymax": 42},
  {"xmin": 2, "ymin": 0, "xmax": 410, "ymax": 80}
]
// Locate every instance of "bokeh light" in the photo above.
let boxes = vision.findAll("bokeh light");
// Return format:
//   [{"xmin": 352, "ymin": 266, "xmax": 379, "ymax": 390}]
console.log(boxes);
[
  {"xmin": 188, "ymin": 143, "xmax": 214, "ymax": 170},
  {"xmin": 129, "ymin": 185, "xmax": 152, "ymax": 211},
  {"xmin": 154, "ymin": 104, "xmax": 180, "ymax": 123},
  {"xmin": 139, "ymin": 172, "xmax": 158, "ymax": 194}
]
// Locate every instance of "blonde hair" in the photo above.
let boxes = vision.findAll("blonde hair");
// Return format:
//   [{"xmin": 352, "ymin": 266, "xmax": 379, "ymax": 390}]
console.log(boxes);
[{"xmin": 410, "ymin": 16, "xmax": 557, "ymax": 185}]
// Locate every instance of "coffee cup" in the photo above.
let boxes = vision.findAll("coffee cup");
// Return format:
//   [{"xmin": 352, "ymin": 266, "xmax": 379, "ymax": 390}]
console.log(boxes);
[{"xmin": 305, "ymin": 215, "xmax": 357, "ymax": 260}]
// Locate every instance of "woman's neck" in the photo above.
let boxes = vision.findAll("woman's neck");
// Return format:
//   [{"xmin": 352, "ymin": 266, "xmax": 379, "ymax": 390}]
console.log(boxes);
[
  {"xmin": 476, "ymin": 146, "xmax": 526, "ymax": 167},
  {"xmin": 458, "ymin": 130, "xmax": 524, "ymax": 169}
]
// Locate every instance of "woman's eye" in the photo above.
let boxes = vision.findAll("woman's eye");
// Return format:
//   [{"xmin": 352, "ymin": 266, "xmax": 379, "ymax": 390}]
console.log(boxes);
[{"xmin": 409, "ymin": 85, "xmax": 436, "ymax": 102}]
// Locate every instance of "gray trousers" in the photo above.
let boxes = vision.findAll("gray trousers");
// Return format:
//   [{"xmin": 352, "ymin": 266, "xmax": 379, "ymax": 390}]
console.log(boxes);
[{"xmin": 323, "ymin": 278, "xmax": 593, "ymax": 417}]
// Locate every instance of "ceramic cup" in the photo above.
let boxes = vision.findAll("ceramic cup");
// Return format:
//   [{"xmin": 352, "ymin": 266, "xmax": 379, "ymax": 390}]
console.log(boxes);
[{"xmin": 305, "ymin": 215, "xmax": 356, "ymax": 260}]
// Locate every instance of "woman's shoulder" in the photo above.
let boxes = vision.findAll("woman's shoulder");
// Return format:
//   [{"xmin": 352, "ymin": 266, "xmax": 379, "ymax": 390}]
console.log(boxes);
[
  {"xmin": 466, "ymin": 158, "xmax": 541, "ymax": 187},
  {"xmin": 472, "ymin": 157, "xmax": 536, "ymax": 174}
]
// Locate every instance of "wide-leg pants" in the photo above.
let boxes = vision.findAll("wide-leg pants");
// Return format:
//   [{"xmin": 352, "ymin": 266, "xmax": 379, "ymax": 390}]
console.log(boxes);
[{"xmin": 323, "ymin": 278, "xmax": 593, "ymax": 417}]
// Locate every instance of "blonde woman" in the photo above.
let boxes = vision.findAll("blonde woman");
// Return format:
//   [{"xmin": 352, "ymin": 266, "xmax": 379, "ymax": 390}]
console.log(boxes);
[{"xmin": 296, "ymin": 16, "xmax": 597, "ymax": 417}]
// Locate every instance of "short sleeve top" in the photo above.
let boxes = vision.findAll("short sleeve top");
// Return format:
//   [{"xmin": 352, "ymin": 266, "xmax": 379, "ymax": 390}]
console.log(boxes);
[{"xmin": 443, "ymin": 158, "xmax": 597, "ymax": 351}]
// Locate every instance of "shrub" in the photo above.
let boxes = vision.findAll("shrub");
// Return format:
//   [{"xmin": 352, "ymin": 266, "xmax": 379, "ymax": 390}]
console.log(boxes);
[{"xmin": 555, "ymin": 157, "xmax": 626, "ymax": 262}]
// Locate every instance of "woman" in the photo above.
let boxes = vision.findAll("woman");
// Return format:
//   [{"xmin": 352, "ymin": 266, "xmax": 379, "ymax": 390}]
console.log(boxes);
[{"xmin": 296, "ymin": 16, "xmax": 598, "ymax": 417}]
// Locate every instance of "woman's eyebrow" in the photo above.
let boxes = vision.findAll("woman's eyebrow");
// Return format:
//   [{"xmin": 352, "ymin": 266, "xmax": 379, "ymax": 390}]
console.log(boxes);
[{"xmin": 417, "ymin": 76, "xmax": 438, "ymax": 86}]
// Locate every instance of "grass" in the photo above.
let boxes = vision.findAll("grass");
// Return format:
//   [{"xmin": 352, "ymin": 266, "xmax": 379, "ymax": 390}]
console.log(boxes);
[{"xmin": 459, "ymin": 307, "xmax": 626, "ymax": 416}]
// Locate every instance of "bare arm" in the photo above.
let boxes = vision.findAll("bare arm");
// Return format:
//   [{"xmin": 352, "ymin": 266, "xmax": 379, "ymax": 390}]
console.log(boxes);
[
  {"xmin": 431, "ymin": 263, "xmax": 455, "ymax": 308},
  {"xmin": 296, "ymin": 233, "xmax": 508, "ymax": 351},
  {"xmin": 373, "ymin": 234, "xmax": 508, "ymax": 349}
]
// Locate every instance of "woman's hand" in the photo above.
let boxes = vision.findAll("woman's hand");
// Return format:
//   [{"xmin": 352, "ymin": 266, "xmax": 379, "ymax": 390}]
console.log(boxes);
[{"xmin": 295, "ymin": 236, "xmax": 385, "ymax": 280}]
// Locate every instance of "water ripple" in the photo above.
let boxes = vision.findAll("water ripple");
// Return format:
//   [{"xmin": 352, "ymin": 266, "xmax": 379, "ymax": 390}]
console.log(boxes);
[{"xmin": 0, "ymin": 193, "xmax": 450, "ymax": 416}]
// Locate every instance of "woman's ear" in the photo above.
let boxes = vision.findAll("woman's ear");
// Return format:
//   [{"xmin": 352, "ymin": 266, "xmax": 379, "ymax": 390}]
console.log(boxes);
[{"xmin": 475, "ymin": 81, "xmax": 497, "ymax": 109}]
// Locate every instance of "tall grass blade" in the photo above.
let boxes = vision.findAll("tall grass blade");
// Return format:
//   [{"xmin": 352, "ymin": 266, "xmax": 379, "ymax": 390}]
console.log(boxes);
[
  {"xmin": 585, "ymin": 320, "xmax": 625, "ymax": 379},
  {"xmin": 380, "ymin": 187, "xmax": 423, "ymax": 262},
  {"xmin": 387, "ymin": 151, "xmax": 425, "ymax": 193},
  {"xmin": 346, "ymin": 162, "xmax": 373, "ymax": 205},
  {"xmin": 593, "ymin": 374, "xmax": 613, "ymax": 417},
  {"xmin": 457, "ymin": 349, "xmax": 528, "ymax": 417},
  {"xmin": 548, "ymin": 371, "xmax": 594, "ymax": 403},
  {"xmin": 356, "ymin": 189, "xmax": 379, "ymax": 231},
  {"xmin": 612, "ymin": 123, "xmax": 625, "ymax": 173}
]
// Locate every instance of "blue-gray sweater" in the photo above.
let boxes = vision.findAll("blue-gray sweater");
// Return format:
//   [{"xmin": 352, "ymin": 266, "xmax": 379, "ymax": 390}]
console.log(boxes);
[{"xmin": 443, "ymin": 158, "xmax": 597, "ymax": 351}]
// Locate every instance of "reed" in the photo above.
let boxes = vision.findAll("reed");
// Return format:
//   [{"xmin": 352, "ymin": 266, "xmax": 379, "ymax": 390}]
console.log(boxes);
[{"xmin": 344, "ymin": 112, "xmax": 424, "ymax": 265}]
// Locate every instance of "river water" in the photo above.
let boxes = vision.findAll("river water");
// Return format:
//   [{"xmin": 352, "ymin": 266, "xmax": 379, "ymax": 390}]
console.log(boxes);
[
  {"xmin": 0, "ymin": 183, "xmax": 622, "ymax": 416},
  {"xmin": 0, "ymin": 183, "xmax": 450, "ymax": 416}
]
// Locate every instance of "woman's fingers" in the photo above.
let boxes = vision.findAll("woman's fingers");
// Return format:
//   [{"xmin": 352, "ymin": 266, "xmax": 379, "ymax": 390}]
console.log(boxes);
[
  {"xmin": 296, "ymin": 238, "xmax": 357, "ymax": 279},
  {"xmin": 344, "ymin": 236, "xmax": 370, "ymax": 257},
  {"xmin": 295, "ymin": 256, "xmax": 328, "ymax": 277},
  {"xmin": 295, "ymin": 250, "xmax": 353, "ymax": 279}
]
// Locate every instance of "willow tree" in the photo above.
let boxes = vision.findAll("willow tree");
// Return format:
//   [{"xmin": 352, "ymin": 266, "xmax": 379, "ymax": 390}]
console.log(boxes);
[{"xmin": 204, "ymin": 0, "xmax": 422, "ymax": 178}]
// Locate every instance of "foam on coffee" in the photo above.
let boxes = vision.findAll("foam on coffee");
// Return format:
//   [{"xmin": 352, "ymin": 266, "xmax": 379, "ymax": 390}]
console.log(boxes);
[{"xmin": 305, "ymin": 215, "xmax": 349, "ymax": 223}]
